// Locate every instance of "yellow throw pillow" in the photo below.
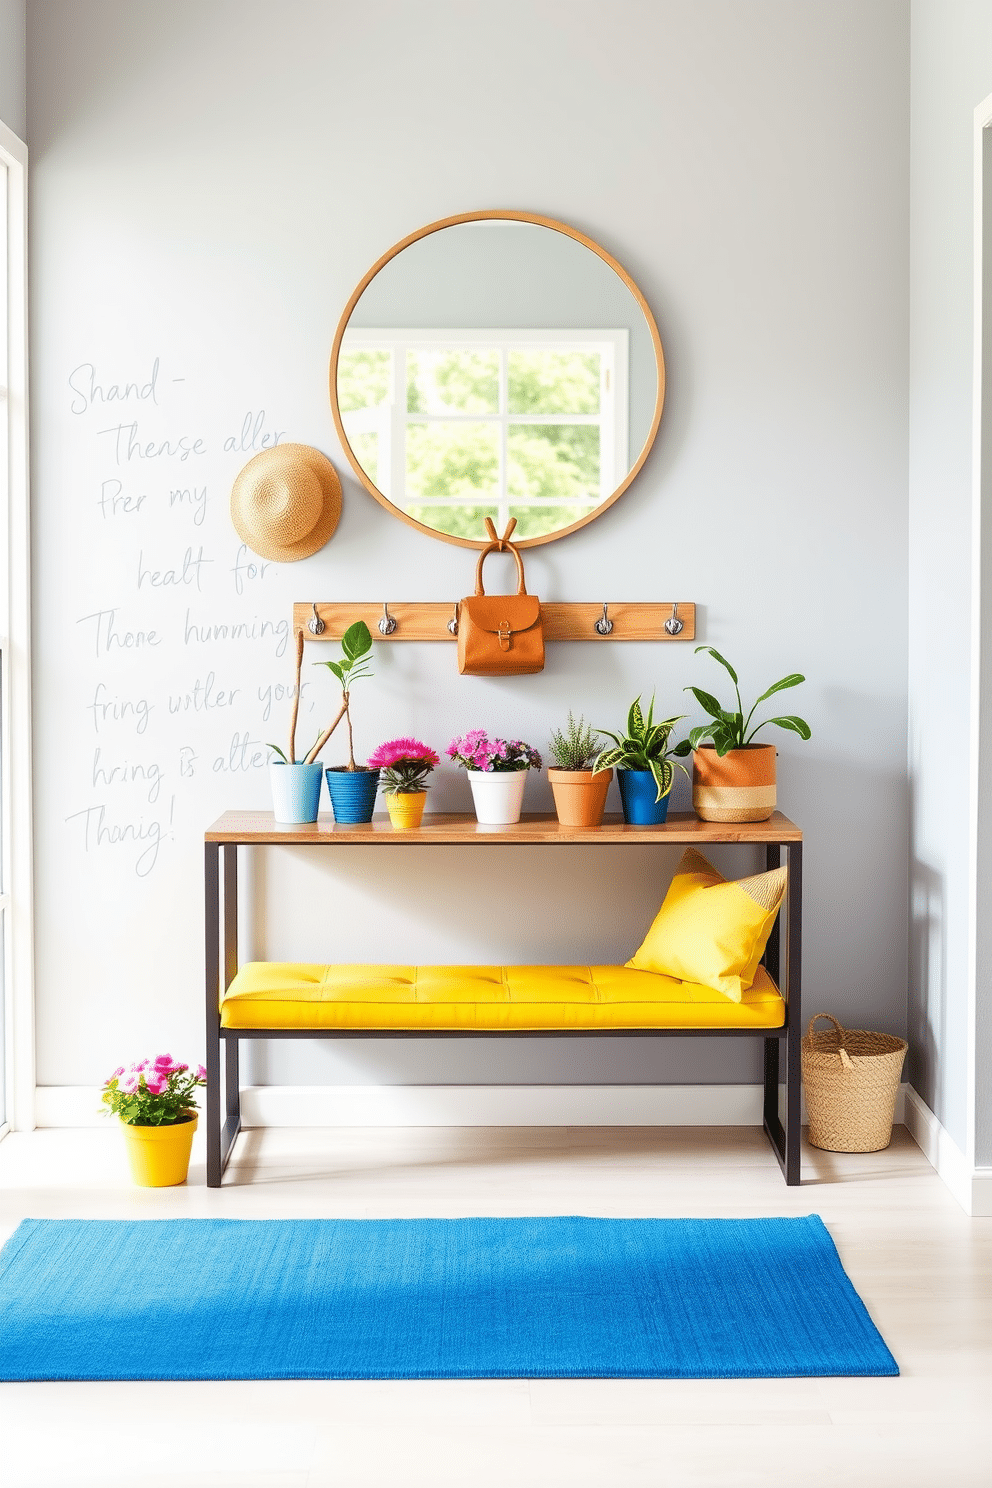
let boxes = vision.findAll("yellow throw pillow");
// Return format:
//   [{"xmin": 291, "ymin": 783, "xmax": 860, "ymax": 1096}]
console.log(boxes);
[{"xmin": 626, "ymin": 847, "xmax": 787, "ymax": 1001}]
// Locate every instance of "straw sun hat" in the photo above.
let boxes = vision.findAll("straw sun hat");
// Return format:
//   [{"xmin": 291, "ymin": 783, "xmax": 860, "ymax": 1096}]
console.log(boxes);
[{"xmin": 230, "ymin": 443, "xmax": 342, "ymax": 562}]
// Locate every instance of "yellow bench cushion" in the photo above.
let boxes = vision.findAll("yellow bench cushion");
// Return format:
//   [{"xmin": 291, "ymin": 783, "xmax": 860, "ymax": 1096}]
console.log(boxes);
[{"xmin": 220, "ymin": 962, "xmax": 786, "ymax": 1032}]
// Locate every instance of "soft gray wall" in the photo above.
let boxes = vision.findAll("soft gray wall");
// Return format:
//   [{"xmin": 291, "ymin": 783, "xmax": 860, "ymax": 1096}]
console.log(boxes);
[
  {"xmin": 27, "ymin": 0, "xmax": 910, "ymax": 1092},
  {"xmin": 349, "ymin": 221, "xmax": 657, "ymax": 461},
  {"xmin": 0, "ymin": 0, "xmax": 25, "ymax": 137},
  {"xmin": 909, "ymin": 1, "xmax": 992, "ymax": 1158}
]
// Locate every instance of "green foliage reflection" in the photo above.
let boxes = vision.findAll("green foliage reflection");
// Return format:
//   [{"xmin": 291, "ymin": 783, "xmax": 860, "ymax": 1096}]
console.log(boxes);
[
  {"xmin": 337, "ymin": 350, "xmax": 390, "ymax": 413},
  {"xmin": 407, "ymin": 351, "xmax": 499, "ymax": 414},
  {"xmin": 508, "ymin": 351, "xmax": 600, "ymax": 414}
]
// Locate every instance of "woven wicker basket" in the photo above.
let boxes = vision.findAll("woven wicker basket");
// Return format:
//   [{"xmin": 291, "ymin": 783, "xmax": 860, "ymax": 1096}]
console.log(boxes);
[{"xmin": 801, "ymin": 1013, "xmax": 908, "ymax": 1153}]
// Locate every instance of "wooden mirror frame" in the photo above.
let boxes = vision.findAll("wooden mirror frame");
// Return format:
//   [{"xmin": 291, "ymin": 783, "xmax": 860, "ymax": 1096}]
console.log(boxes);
[{"xmin": 329, "ymin": 210, "xmax": 666, "ymax": 549}]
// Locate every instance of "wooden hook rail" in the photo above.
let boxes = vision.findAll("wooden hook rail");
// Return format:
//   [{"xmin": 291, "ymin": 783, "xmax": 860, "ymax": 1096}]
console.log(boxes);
[{"xmin": 293, "ymin": 601, "xmax": 695, "ymax": 643}]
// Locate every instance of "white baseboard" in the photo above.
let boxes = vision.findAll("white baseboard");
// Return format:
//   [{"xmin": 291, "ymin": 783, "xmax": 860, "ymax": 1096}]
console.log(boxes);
[
  {"xmin": 903, "ymin": 1086, "xmax": 992, "ymax": 1217},
  {"xmin": 239, "ymin": 1084, "xmax": 772, "ymax": 1128},
  {"xmin": 34, "ymin": 1081, "xmax": 906, "ymax": 1132}
]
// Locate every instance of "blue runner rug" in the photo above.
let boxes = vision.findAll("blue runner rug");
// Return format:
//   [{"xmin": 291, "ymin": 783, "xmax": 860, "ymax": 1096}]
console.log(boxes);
[{"xmin": 0, "ymin": 1214, "xmax": 897, "ymax": 1380}]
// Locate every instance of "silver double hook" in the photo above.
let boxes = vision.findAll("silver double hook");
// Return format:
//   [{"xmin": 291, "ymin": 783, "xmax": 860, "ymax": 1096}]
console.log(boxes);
[
  {"xmin": 378, "ymin": 602, "xmax": 397, "ymax": 636},
  {"xmin": 594, "ymin": 602, "xmax": 614, "ymax": 636},
  {"xmin": 307, "ymin": 602, "xmax": 325, "ymax": 636}
]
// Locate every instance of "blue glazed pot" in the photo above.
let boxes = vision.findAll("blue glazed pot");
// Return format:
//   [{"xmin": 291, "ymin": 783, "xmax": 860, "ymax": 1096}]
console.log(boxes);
[
  {"xmin": 617, "ymin": 769, "xmax": 671, "ymax": 826},
  {"xmin": 325, "ymin": 767, "xmax": 381, "ymax": 824},
  {"xmin": 269, "ymin": 762, "xmax": 324, "ymax": 824}
]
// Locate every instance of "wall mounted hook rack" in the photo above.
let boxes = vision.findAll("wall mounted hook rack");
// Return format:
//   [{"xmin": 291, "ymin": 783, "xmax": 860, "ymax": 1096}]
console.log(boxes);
[{"xmin": 293, "ymin": 601, "xmax": 695, "ymax": 644}]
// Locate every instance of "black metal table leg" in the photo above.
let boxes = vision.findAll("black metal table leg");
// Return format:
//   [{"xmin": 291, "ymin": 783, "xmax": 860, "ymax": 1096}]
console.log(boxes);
[
  {"xmin": 784, "ymin": 840, "xmax": 803, "ymax": 1184},
  {"xmin": 205, "ymin": 842, "xmax": 222, "ymax": 1187},
  {"xmin": 218, "ymin": 844, "xmax": 242, "ymax": 1177}
]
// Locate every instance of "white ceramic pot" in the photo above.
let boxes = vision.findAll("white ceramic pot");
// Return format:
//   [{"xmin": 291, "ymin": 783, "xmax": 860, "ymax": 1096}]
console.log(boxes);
[{"xmin": 468, "ymin": 770, "xmax": 528, "ymax": 825}]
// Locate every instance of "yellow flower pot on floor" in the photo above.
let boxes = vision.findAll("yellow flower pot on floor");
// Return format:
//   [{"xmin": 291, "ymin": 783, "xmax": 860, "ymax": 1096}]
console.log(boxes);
[
  {"xmin": 386, "ymin": 793, "xmax": 426, "ymax": 829},
  {"xmin": 121, "ymin": 1114, "xmax": 197, "ymax": 1187}
]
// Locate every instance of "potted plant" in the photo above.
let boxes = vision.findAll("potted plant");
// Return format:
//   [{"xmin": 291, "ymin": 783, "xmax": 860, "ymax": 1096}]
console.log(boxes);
[
  {"xmin": 446, "ymin": 730, "xmax": 543, "ymax": 825},
  {"xmin": 685, "ymin": 647, "xmax": 811, "ymax": 822},
  {"xmin": 593, "ymin": 696, "xmax": 692, "ymax": 825},
  {"xmin": 368, "ymin": 737, "xmax": 440, "ymax": 829},
  {"xmin": 547, "ymin": 712, "xmax": 613, "ymax": 828},
  {"xmin": 102, "ymin": 1055, "xmax": 207, "ymax": 1187},
  {"xmin": 316, "ymin": 621, "xmax": 379, "ymax": 823},
  {"xmin": 266, "ymin": 622, "xmax": 376, "ymax": 824}
]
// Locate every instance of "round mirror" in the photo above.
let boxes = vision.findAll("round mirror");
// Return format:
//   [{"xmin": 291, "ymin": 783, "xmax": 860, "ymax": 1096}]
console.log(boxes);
[{"xmin": 329, "ymin": 211, "xmax": 665, "ymax": 549}]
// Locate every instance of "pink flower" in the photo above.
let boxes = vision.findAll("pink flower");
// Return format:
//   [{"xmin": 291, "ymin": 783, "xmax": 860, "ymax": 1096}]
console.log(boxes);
[
  {"xmin": 143, "ymin": 1069, "xmax": 169, "ymax": 1095},
  {"xmin": 153, "ymin": 1054, "xmax": 173, "ymax": 1069},
  {"xmin": 110, "ymin": 1066, "xmax": 125, "ymax": 1080},
  {"xmin": 195, "ymin": 1065, "xmax": 208, "ymax": 1083},
  {"xmin": 123, "ymin": 1073, "xmax": 139, "ymax": 1092},
  {"xmin": 368, "ymin": 737, "xmax": 439, "ymax": 771}
]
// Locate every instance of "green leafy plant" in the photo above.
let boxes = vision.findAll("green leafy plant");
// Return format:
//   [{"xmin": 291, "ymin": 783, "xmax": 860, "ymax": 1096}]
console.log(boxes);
[
  {"xmin": 548, "ymin": 712, "xmax": 600, "ymax": 771},
  {"xmin": 267, "ymin": 621, "xmax": 375, "ymax": 769},
  {"xmin": 685, "ymin": 647, "xmax": 811, "ymax": 756},
  {"xmin": 593, "ymin": 695, "xmax": 692, "ymax": 802}
]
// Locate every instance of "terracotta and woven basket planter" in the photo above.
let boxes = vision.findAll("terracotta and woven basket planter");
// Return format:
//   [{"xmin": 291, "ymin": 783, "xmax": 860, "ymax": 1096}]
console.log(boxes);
[
  {"xmin": 802, "ymin": 1013, "xmax": 908, "ymax": 1153},
  {"xmin": 692, "ymin": 743, "xmax": 776, "ymax": 823}
]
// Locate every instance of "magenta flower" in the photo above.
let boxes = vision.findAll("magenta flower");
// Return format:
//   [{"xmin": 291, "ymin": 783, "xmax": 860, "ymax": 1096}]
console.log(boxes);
[
  {"xmin": 368, "ymin": 737, "xmax": 439, "ymax": 771},
  {"xmin": 370, "ymin": 737, "xmax": 440, "ymax": 796}
]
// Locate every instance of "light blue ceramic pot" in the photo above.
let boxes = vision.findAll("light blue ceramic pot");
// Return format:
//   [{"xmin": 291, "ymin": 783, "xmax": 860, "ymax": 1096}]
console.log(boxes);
[{"xmin": 269, "ymin": 761, "xmax": 324, "ymax": 824}]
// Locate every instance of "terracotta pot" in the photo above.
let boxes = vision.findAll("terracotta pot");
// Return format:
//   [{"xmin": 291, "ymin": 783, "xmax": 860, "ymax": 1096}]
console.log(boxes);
[
  {"xmin": 386, "ymin": 792, "xmax": 426, "ymax": 829},
  {"xmin": 692, "ymin": 744, "xmax": 776, "ymax": 823},
  {"xmin": 548, "ymin": 768, "xmax": 613, "ymax": 828}
]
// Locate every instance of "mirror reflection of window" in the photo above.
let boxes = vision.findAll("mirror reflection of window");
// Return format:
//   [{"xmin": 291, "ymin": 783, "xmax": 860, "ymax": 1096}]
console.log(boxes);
[{"xmin": 338, "ymin": 329, "xmax": 628, "ymax": 542}]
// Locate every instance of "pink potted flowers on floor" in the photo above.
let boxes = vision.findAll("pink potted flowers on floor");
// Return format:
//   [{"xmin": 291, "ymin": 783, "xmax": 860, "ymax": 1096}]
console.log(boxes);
[{"xmin": 102, "ymin": 1055, "xmax": 207, "ymax": 1187}]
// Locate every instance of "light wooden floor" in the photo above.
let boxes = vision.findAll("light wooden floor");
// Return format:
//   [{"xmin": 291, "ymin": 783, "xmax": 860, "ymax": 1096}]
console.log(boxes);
[{"xmin": 0, "ymin": 1123, "xmax": 989, "ymax": 1488}]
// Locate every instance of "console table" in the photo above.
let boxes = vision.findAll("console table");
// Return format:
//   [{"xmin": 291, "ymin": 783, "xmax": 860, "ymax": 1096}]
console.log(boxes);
[{"xmin": 204, "ymin": 811, "xmax": 802, "ymax": 1187}]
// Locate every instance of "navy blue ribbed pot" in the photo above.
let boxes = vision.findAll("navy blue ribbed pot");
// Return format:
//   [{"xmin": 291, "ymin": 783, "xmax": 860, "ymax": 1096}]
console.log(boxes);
[{"xmin": 324, "ymin": 768, "xmax": 380, "ymax": 823}]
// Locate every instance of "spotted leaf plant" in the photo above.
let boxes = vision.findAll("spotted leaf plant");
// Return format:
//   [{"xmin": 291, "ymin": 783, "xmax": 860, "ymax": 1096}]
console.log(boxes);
[{"xmin": 593, "ymin": 695, "xmax": 692, "ymax": 803}]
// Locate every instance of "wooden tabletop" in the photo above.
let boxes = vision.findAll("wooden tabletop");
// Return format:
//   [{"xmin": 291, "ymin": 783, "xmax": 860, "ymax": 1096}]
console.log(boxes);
[{"xmin": 205, "ymin": 810, "xmax": 801, "ymax": 845}]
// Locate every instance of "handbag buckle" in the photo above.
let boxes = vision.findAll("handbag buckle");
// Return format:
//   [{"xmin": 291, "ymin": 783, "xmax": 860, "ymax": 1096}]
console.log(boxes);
[{"xmin": 497, "ymin": 620, "xmax": 512, "ymax": 651}]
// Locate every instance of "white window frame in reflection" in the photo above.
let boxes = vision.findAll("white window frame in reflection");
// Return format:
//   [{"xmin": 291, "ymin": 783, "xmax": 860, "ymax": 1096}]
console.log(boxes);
[{"xmin": 339, "ymin": 328, "xmax": 629, "ymax": 532}]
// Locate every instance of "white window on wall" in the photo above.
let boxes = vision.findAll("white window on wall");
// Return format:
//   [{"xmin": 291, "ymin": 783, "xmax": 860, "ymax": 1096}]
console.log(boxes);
[
  {"xmin": 0, "ymin": 118, "xmax": 32, "ymax": 1138},
  {"xmin": 338, "ymin": 328, "xmax": 629, "ymax": 542}
]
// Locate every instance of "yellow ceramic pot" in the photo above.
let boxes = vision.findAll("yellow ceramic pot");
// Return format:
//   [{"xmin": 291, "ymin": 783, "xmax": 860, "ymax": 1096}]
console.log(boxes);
[
  {"xmin": 386, "ymin": 792, "xmax": 426, "ymax": 829},
  {"xmin": 121, "ymin": 1114, "xmax": 197, "ymax": 1187}
]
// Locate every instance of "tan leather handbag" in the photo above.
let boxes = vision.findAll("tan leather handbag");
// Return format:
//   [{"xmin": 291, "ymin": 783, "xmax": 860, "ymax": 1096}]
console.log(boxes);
[{"xmin": 457, "ymin": 519, "xmax": 545, "ymax": 676}]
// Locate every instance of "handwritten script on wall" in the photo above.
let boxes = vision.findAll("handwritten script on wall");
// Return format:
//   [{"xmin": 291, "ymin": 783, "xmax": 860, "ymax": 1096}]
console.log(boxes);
[{"xmin": 62, "ymin": 355, "xmax": 313, "ymax": 878}]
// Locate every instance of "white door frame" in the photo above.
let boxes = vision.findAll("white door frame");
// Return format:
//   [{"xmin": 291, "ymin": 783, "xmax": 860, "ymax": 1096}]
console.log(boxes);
[{"xmin": 0, "ymin": 116, "xmax": 34, "ymax": 1134}]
